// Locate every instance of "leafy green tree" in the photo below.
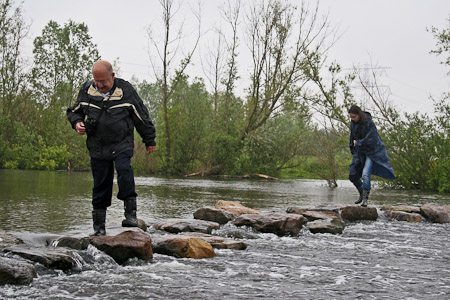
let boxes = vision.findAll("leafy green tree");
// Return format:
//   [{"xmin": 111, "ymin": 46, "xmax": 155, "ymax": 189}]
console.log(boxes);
[
  {"xmin": 238, "ymin": 111, "xmax": 311, "ymax": 177},
  {"xmin": 302, "ymin": 51, "xmax": 356, "ymax": 186},
  {"xmin": 32, "ymin": 20, "xmax": 100, "ymax": 108},
  {"xmin": 30, "ymin": 20, "xmax": 100, "ymax": 169},
  {"xmin": 166, "ymin": 76, "xmax": 213, "ymax": 174}
]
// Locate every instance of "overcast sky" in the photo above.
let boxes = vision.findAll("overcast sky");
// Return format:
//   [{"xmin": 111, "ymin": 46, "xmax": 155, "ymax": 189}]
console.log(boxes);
[{"xmin": 20, "ymin": 0, "xmax": 450, "ymax": 115}]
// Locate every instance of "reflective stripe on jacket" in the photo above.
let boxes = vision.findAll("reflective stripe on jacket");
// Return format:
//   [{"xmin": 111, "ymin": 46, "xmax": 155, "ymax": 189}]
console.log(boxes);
[{"xmin": 67, "ymin": 78, "xmax": 156, "ymax": 160}]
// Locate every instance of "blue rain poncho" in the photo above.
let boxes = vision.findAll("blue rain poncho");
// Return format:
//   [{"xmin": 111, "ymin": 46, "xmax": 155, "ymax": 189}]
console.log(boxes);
[{"xmin": 349, "ymin": 112, "xmax": 395, "ymax": 181}]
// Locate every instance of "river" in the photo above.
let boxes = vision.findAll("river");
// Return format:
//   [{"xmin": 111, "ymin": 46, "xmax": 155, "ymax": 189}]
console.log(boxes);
[{"xmin": 0, "ymin": 169, "xmax": 449, "ymax": 299}]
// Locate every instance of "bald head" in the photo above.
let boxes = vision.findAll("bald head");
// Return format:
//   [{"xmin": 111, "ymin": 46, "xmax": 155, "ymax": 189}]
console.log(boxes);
[
  {"xmin": 93, "ymin": 60, "xmax": 113, "ymax": 75},
  {"xmin": 92, "ymin": 60, "xmax": 115, "ymax": 94}
]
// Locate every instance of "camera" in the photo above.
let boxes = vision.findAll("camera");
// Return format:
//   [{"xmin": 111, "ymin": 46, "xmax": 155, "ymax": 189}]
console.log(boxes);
[{"xmin": 84, "ymin": 116, "xmax": 97, "ymax": 135}]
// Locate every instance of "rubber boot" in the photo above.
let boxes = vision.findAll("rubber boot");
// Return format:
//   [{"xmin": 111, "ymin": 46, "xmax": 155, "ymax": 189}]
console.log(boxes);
[
  {"xmin": 90, "ymin": 209, "xmax": 106, "ymax": 236},
  {"xmin": 122, "ymin": 197, "xmax": 138, "ymax": 227},
  {"xmin": 354, "ymin": 186, "xmax": 363, "ymax": 204},
  {"xmin": 361, "ymin": 189, "xmax": 370, "ymax": 207}
]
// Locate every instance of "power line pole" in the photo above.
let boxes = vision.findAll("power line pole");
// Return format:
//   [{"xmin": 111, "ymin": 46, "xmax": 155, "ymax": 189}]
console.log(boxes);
[{"xmin": 350, "ymin": 64, "xmax": 391, "ymax": 109}]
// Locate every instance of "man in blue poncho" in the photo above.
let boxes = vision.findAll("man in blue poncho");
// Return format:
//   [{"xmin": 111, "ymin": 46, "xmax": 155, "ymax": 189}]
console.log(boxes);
[{"xmin": 348, "ymin": 105, "xmax": 395, "ymax": 207}]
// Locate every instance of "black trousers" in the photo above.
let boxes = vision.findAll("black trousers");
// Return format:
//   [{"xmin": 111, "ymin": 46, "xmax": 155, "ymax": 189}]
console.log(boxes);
[{"xmin": 90, "ymin": 150, "xmax": 137, "ymax": 210}]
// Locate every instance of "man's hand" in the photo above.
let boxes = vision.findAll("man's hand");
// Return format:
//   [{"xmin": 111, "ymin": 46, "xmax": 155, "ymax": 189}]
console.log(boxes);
[
  {"xmin": 75, "ymin": 122, "xmax": 86, "ymax": 135},
  {"xmin": 146, "ymin": 145, "xmax": 156, "ymax": 154}
]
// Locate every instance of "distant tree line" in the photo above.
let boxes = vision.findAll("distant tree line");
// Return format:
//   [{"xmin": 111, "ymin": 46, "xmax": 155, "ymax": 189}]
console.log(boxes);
[{"xmin": 0, "ymin": 0, "xmax": 448, "ymax": 192}]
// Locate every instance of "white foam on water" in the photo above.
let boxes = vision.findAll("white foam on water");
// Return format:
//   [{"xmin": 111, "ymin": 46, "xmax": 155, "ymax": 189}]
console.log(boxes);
[{"xmin": 335, "ymin": 274, "xmax": 348, "ymax": 285}]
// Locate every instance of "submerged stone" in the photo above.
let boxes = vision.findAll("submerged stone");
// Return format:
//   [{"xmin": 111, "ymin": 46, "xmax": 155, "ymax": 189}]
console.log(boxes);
[
  {"xmin": 178, "ymin": 232, "xmax": 247, "ymax": 250},
  {"xmin": 308, "ymin": 218, "xmax": 345, "ymax": 234},
  {"xmin": 54, "ymin": 237, "xmax": 90, "ymax": 250},
  {"xmin": 380, "ymin": 205, "xmax": 421, "ymax": 214},
  {"xmin": 385, "ymin": 210, "xmax": 422, "ymax": 223},
  {"xmin": 0, "ymin": 231, "xmax": 23, "ymax": 248}
]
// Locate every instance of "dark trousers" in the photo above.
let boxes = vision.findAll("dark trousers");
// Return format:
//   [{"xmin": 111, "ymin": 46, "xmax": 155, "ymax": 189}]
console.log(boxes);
[{"xmin": 90, "ymin": 150, "xmax": 137, "ymax": 210}]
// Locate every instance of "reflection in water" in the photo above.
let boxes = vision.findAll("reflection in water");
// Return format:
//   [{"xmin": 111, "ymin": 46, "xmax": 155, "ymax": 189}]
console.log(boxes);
[{"xmin": 0, "ymin": 169, "xmax": 449, "ymax": 299}]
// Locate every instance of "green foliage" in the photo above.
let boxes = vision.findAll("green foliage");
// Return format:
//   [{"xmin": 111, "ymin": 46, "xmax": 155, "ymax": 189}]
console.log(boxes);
[
  {"xmin": 32, "ymin": 19, "xmax": 100, "ymax": 108},
  {"xmin": 34, "ymin": 137, "xmax": 70, "ymax": 171},
  {"xmin": 429, "ymin": 17, "xmax": 450, "ymax": 72},
  {"xmin": 428, "ymin": 158, "xmax": 450, "ymax": 193},
  {"xmin": 0, "ymin": 116, "xmax": 38, "ymax": 169},
  {"xmin": 383, "ymin": 110, "xmax": 449, "ymax": 192},
  {"xmin": 230, "ymin": 112, "xmax": 312, "ymax": 176},
  {"xmin": 305, "ymin": 128, "xmax": 349, "ymax": 187}
]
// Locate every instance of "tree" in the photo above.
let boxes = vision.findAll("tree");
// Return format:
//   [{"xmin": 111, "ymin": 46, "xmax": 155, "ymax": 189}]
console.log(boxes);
[
  {"xmin": 146, "ymin": 0, "xmax": 201, "ymax": 172},
  {"xmin": 0, "ymin": 0, "xmax": 29, "ymax": 116},
  {"xmin": 429, "ymin": 16, "xmax": 450, "ymax": 72},
  {"xmin": 31, "ymin": 20, "xmax": 99, "ymax": 140},
  {"xmin": 32, "ymin": 19, "xmax": 100, "ymax": 108},
  {"xmin": 241, "ymin": 0, "xmax": 330, "ymax": 140}
]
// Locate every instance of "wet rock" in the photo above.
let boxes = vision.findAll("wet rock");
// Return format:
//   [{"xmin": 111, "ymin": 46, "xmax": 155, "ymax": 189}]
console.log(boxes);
[
  {"xmin": 193, "ymin": 207, "xmax": 237, "ymax": 224},
  {"xmin": 178, "ymin": 232, "xmax": 247, "ymax": 250},
  {"xmin": 214, "ymin": 226, "xmax": 261, "ymax": 240},
  {"xmin": 215, "ymin": 200, "xmax": 261, "ymax": 216},
  {"xmin": 3, "ymin": 245, "xmax": 75, "ymax": 271},
  {"xmin": 340, "ymin": 206, "xmax": 378, "ymax": 222},
  {"xmin": 54, "ymin": 237, "xmax": 90, "ymax": 250},
  {"xmin": 89, "ymin": 231, "xmax": 153, "ymax": 265},
  {"xmin": 308, "ymin": 218, "xmax": 345, "ymax": 234},
  {"xmin": 286, "ymin": 207, "xmax": 342, "ymax": 222},
  {"xmin": 380, "ymin": 205, "xmax": 421, "ymax": 214},
  {"xmin": 152, "ymin": 235, "xmax": 216, "ymax": 258},
  {"xmin": 136, "ymin": 218, "xmax": 148, "ymax": 232},
  {"xmin": 420, "ymin": 204, "xmax": 450, "ymax": 223},
  {"xmin": 0, "ymin": 256, "xmax": 37, "ymax": 285},
  {"xmin": 153, "ymin": 219, "xmax": 220, "ymax": 234},
  {"xmin": 232, "ymin": 213, "xmax": 307, "ymax": 236},
  {"xmin": 0, "ymin": 231, "xmax": 23, "ymax": 248},
  {"xmin": 385, "ymin": 211, "xmax": 422, "ymax": 223}
]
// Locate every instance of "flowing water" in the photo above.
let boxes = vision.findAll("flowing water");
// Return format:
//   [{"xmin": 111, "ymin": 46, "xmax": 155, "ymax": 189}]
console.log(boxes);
[{"xmin": 0, "ymin": 169, "xmax": 449, "ymax": 299}]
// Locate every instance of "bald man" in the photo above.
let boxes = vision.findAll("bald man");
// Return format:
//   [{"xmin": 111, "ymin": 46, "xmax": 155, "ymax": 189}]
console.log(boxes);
[{"xmin": 67, "ymin": 60, "xmax": 156, "ymax": 236}]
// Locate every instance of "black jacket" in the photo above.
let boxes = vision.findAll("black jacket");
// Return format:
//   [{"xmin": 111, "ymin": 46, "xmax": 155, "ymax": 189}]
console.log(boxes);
[{"xmin": 67, "ymin": 78, "xmax": 156, "ymax": 160}]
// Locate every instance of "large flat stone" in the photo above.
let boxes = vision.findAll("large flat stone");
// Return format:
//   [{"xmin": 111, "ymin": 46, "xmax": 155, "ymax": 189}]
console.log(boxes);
[
  {"xmin": 340, "ymin": 206, "xmax": 378, "ymax": 222},
  {"xmin": 152, "ymin": 235, "xmax": 216, "ymax": 259},
  {"xmin": 193, "ymin": 207, "xmax": 237, "ymax": 224},
  {"xmin": 232, "ymin": 213, "xmax": 307, "ymax": 236},
  {"xmin": 153, "ymin": 219, "xmax": 220, "ymax": 234},
  {"xmin": 215, "ymin": 200, "xmax": 261, "ymax": 215},
  {"xmin": 90, "ymin": 231, "xmax": 153, "ymax": 264},
  {"xmin": 420, "ymin": 204, "xmax": 450, "ymax": 223}
]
